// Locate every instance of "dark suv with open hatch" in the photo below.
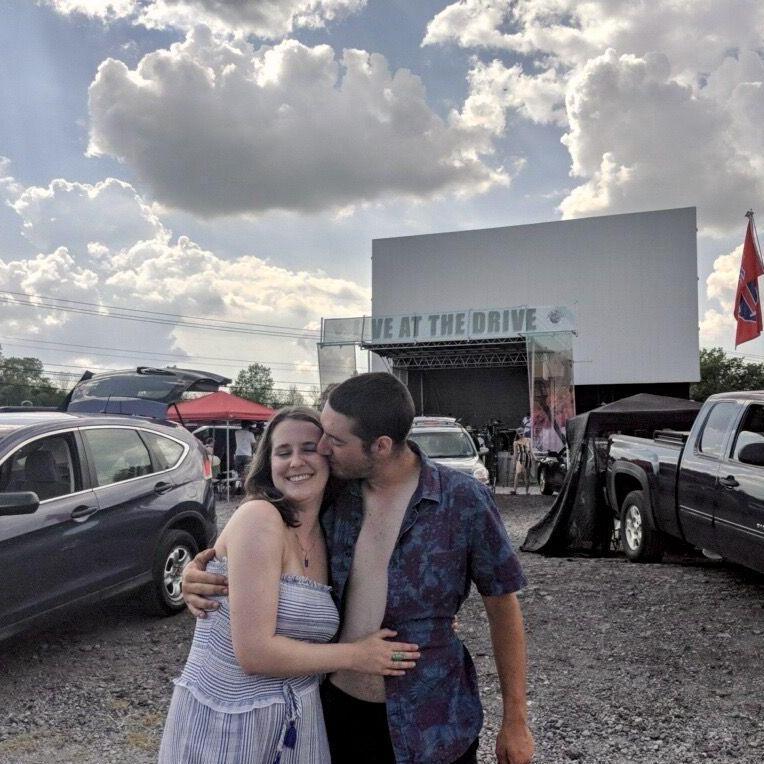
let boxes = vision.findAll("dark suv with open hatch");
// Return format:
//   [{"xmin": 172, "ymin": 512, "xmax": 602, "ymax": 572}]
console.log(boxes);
[{"xmin": 0, "ymin": 367, "xmax": 230, "ymax": 641}]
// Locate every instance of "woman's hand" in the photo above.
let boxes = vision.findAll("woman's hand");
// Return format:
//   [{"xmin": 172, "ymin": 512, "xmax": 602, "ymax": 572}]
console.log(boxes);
[{"xmin": 349, "ymin": 629, "xmax": 420, "ymax": 676}]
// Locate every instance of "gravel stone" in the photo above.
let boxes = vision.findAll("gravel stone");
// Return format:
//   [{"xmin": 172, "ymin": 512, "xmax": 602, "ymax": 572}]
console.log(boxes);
[{"xmin": 1, "ymin": 494, "xmax": 762, "ymax": 763}]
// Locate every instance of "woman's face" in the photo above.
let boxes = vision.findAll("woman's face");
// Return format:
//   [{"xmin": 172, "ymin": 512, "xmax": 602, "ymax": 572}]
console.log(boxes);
[{"xmin": 270, "ymin": 418, "xmax": 330, "ymax": 508}]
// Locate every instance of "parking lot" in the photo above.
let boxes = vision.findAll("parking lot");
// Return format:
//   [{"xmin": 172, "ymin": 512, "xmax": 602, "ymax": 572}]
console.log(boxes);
[{"xmin": 1, "ymin": 494, "xmax": 762, "ymax": 763}]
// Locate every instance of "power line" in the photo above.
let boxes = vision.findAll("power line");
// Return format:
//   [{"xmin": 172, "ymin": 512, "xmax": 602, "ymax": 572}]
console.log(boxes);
[
  {"xmin": 3, "ymin": 342, "xmax": 318, "ymax": 371},
  {"xmin": 0, "ymin": 294, "xmax": 319, "ymax": 339},
  {"xmin": 0, "ymin": 335, "xmax": 339, "ymax": 371},
  {"xmin": 0, "ymin": 290, "xmax": 320, "ymax": 335}
]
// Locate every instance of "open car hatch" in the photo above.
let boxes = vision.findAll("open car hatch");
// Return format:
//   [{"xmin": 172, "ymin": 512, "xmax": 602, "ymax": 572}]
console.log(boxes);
[{"xmin": 64, "ymin": 367, "xmax": 232, "ymax": 418}]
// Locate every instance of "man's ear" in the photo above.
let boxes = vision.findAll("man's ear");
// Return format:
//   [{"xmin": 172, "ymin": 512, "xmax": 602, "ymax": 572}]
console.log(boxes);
[{"xmin": 370, "ymin": 435, "xmax": 394, "ymax": 456}]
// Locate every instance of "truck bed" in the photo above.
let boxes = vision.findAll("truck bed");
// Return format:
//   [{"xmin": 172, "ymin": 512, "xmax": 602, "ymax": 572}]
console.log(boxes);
[{"xmin": 607, "ymin": 430, "xmax": 688, "ymax": 471}]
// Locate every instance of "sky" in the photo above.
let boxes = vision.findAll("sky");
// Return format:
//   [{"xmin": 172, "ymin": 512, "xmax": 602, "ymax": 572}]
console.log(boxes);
[{"xmin": 1, "ymin": 0, "xmax": 764, "ymax": 397}]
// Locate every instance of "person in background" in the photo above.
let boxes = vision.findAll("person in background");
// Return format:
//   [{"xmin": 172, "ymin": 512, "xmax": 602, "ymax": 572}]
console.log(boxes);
[
  {"xmin": 204, "ymin": 437, "xmax": 221, "ymax": 479},
  {"xmin": 234, "ymin": 420, "xmax": 257, "ymax": 480},
  {"xmin": 511, "ymin": 427, "xmax": 533, "ymax": 496}
]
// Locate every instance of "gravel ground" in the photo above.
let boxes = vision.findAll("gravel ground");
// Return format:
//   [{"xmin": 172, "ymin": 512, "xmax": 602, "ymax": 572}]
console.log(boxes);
[{"xmin": 1, "ymin": 493, "xmax": 763, "ymax": 763}]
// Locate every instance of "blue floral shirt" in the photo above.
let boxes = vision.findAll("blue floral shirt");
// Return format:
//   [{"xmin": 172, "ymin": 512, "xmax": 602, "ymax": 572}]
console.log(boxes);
[{"xmin": 322, "ymin": 443, "xmax": 527, "ymax": 764}]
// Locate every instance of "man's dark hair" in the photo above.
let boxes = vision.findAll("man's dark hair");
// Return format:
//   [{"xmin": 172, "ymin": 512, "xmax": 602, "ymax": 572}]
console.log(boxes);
[{"xmin": 327, "ymin": 372, "xmax": 415, "ymax": 446}]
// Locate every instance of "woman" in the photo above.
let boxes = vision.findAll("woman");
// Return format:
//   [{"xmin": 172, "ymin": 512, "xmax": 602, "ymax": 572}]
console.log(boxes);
[
  {"xmin": 511, "ymin": 427, "xmax": 533, "ymax": 496},
  {"xmin": 159, "ymin": 407, "xmax": 420, "ymax": 763}
]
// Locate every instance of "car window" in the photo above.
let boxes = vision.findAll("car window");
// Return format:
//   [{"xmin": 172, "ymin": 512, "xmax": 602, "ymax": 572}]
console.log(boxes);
[
  {"xmin": 731, "ymin": 404, "xmax": 764, "ymax": 461},
  {"xmin": 409, "ymin": 430, "xmax": 477, "ymax": 458},
  {"xmin": 141, "ymin": 431, "xmax": 185, "ymax": 471},
  {"xmin": 698, "ymin": 402, "xmax": 738, "ymax": 459},
  {"xmin": 83, "ymin": 428, "xmax": 154, "ymax": 486},
  {"xmin": 0, "ymin": 434, "xmax": 78, "ymax": 501}
]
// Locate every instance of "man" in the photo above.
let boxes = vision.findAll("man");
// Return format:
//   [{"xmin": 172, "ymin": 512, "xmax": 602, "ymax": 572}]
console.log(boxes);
[
  {"xmin": 183, "ymin": 373, "xmax": 534, "ymax": 764},
  {"xmin": 233, "ymin": 420, "xmax": 256, "ymax": 479}
]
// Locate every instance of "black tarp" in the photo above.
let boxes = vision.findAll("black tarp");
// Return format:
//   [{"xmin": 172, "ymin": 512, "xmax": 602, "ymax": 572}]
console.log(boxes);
[{"xmin": 521, "ymin": 394, "xmax": 703, "ymax": 555}]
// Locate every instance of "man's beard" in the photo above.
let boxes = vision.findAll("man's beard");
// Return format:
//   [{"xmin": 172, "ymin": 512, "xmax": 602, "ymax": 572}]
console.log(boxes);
[{"xmin": 329, "ymin": 454, "xmax": 374, "ymax": 480}]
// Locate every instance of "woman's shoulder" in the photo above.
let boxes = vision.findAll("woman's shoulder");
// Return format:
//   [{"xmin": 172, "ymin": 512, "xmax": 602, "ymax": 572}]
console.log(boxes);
[{"xmin": 227, "ymin": 499, "xmax": 285, "ymax": 534}]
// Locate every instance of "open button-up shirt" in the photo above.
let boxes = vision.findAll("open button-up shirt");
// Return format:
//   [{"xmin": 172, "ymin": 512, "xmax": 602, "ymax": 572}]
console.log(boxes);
[{"xmin": 321, "ymin": 444, "xmax": 527, "ymax": 764}]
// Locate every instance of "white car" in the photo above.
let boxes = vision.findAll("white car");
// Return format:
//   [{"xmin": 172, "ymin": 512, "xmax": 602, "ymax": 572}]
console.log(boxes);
[{"xmin": 408, "ymin": 417, "xmax": 490, "ymax": 486}]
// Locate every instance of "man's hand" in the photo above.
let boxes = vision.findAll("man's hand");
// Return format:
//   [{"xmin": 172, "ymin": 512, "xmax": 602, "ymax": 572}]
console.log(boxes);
[
  {"xmin": 495, "ymin": 718, "xmax": 534, "ymax": 764},
  {"xmin": 482, "ymin": 592, "xmax": 534, "ymax": 764},
  {"xmin": 182, "ymin": 548, "xmax": 228, "ymax": 617}
]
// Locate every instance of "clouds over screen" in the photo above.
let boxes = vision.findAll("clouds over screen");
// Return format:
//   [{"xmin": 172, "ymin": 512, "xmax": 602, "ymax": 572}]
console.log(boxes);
[
  {"xmin": 44, "ymin": 0, "xmax": 366, "ymax": 39},
  {"xmin": 87, "ymin": 30, "xmax": 507, "ymax": 216},
  {"xmin": 424, "ymin": 0, "xmax": 764, "ymax": 233}
]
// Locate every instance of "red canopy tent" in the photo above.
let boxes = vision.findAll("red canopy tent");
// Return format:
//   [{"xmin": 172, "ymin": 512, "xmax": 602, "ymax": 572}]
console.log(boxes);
[
  {"xmin": 167, "ymin": 391, "xmax": 274, "ymax": 423},
  {"xmin": 168, "ymin": 391, "xmax": 275, "ymax": 501}
]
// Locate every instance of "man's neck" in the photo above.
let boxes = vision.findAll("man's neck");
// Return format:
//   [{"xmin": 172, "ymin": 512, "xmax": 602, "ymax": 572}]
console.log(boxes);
[{"xmin": 363, "ymin": 444, "xmax": 420, "ymax": 495}]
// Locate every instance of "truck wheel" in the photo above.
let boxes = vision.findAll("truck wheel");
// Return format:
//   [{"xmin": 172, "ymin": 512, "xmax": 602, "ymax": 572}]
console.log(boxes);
[
  {"xmin": 620, "ymin": 490, "xmax": 664, "ymax": 563},
  {"xmin": 144, "ymin": 529, "xmax": 199, "ymax": 616},
  {"xmin": 538, "ymin": 467, "xmax": 554, "ymax": 495}
]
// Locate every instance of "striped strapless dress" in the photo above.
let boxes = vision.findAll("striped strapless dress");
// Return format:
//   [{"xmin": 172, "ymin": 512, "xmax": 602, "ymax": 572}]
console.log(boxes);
[{"xmin": 158, "ymin": 559, "xmax": 339, "ymax": 764}]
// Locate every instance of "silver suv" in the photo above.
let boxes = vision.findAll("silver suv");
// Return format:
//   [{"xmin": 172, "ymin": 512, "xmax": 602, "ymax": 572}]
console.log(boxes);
[{"xmin": 408, "ymin": 417, "xmax": 490, "ymax": 486}]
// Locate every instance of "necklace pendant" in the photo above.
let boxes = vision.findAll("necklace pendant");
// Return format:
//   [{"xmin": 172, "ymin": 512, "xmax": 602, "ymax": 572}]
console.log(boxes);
[{"xmin": 304, "ymin": 556, "xmax": 309, "ymax": 568}]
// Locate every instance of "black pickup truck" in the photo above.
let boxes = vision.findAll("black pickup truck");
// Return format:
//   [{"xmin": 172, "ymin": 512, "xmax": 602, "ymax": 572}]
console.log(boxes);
[{"xmin": 606, "ymin": 392, "xmax": 764, "ymax": 573}]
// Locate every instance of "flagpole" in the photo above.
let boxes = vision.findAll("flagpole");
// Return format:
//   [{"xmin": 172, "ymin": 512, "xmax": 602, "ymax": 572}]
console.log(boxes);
[{"xmin": 748, "ymin": 209, "xmax": 764, "ymax": 269}]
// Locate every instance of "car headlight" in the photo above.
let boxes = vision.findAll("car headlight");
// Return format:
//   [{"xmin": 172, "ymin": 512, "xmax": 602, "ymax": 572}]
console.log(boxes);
[{"xmin": 473, "ymin": 465, "xmax": 490, "ymax": 484}]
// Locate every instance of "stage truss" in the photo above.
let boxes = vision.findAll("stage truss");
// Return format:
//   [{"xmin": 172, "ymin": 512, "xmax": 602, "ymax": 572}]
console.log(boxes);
[{"xmin": 363, "ymin": 338, "xmax": 529, "ymax": 369}]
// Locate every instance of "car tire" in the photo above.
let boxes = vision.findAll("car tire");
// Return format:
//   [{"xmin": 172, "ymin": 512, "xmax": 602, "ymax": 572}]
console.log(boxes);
[
  {"xmin": 538, "ymin": 467, "xmax": 554, "ymax": 495},
  {"xmin": 620, "ymin": 490, "xmax": 664, "ymax": 563},
  {"xmin": 144, "ymin": 529, "xmax": 199, "ymax": 616}
]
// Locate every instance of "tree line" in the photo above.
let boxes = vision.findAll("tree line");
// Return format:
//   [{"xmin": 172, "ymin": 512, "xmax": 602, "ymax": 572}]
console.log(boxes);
[{"xmin": 229, "ymin": 363, "xmax": 320, "ymax": 408}]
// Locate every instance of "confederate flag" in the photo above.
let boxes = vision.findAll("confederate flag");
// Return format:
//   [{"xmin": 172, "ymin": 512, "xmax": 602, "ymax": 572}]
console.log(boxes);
[{"xmin": 734, "ymin": 214, "xmax": 764, "ymax": 347}]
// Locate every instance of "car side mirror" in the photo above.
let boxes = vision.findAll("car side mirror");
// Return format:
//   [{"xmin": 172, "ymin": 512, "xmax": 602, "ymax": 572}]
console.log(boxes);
[
  {"xmin": 738, "ymin": 442, "xmax": 764, "ymax": 467},
  {"xmin": 0, "ymin": 492, "xmax": 40, "ymax": 516},
  {"xmin": 479, "ymin": 446, "xmax": 489, "ymax": 455}
]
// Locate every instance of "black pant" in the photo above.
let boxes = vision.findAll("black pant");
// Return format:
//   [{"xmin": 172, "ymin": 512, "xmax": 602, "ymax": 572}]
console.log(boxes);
[{"xmin": 320, "ymin": 680, "xmax": 478, "ymax": 764}]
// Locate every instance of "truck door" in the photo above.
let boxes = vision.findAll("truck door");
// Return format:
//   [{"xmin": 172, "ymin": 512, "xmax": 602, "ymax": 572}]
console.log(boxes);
[
  {"xmin": 677, "ymin": 401, "xmax": 738, "ymax": 550},
  {"xmin": 714, "ymin": 403, "xmax": 764, "ymax": 572}
]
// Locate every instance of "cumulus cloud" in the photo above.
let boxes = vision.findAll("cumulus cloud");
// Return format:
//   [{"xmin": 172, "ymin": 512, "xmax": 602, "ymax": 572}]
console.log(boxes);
[
  {"xmin": 137, "ymin": 0, "xmax": 366, "ymax": 38},
  {"xmin": 699, "ymin": 308, "xmax": 737, "ymax": 345},
  {"xmin": 705, "ymin": 249, "xmax": 741, "ymax": 312},
  {"xmin": 0, "ymin": 163, "xmax": 368, "ymax": 380},
  {"xmin": 424, "ymin": 0, "xmax": 764, "ymax": 75},
  {"xmin": 43, "ymin": 0, "xmax": 365, "ymax": 38},
  {"xmin": 87, "ymin": 30, "xmax": 508, "ymax": 217},
  {"xmin": 42, "ymin": 0, "xmax": 137, "ymax": 21},
  {"xmin": 456, "ymin": 58, "xmax": 566, "ymax": 132},
  {"xmin": 699, "ymin": 246, "xmax": 746, "ymax": 345},
  {"xmin": 424, "ymin": 0, "xmax": 764, "ymax": 233},
  {"xmin": 0, "ymin": 247, "xmax": 100, "ymax": 333},
  {"xmin": 557, "ymin": 50, "xmax": 762, "ymax": 230},
  {"xmin": 10, "ymin": 177, "xmax": 166, "ymax": 254},
  {"xmin": 0, "ymin": 156, "xmax": 24, "ymax": 199}
]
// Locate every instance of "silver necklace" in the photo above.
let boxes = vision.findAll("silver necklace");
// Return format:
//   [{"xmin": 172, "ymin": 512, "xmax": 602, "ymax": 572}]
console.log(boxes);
[{"xmin": 293, "ymin": 528, "xmax": 319, "ymax": 568}]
